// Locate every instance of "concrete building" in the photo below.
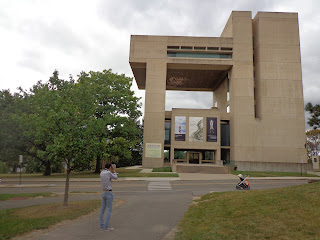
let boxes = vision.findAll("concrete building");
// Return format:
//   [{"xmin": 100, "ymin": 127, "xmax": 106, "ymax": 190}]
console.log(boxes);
[{"xmin": 129, "ymin": 11, "xmax": 308, "ymax": 172}]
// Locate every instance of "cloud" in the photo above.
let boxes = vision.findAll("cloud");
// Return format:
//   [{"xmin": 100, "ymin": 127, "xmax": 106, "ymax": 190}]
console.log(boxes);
[{"xmin": 0, "ymin": 0, "xmax": 319, "ymax": 130}]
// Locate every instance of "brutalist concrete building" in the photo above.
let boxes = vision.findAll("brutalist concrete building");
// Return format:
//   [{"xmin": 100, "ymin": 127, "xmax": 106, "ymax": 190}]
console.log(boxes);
[{"xmin": 129, "ymin": 11, "xmax": 307, "ymax": 172}]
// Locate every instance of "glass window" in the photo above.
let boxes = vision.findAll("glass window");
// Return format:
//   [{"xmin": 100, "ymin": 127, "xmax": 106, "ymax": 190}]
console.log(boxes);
[
  {"xmin": 164, "ymin": 150, "xmax": 170, "ymax": 162},
  {"xmin": 204, "ymin": 151, "xmax": 214, "ymax": 160},
  {"xmin": 164, "ymin": 121, "xmax": 171, "ymax": 144},
  {"xmin": 174, "ymin": 150, "xmax": 187, "ymax": 159},
  {"xmin": 167, "ymin": 52, "xmax": 232, "ymax": 59},
  {"xmin": 221, "ymin": 123, "xmax": 230, "ymax": 146}
]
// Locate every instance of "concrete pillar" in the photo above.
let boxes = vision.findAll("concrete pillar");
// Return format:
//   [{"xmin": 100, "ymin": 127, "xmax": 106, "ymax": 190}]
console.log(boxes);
[{"xmin": 142, "ymin": 59, "xmax": 167, "ymax": 168}]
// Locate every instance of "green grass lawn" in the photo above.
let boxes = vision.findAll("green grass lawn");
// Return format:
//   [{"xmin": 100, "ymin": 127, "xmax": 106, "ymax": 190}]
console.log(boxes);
[
  {"xmin": 0, "ymin": 168, "xmax": 179, "ymax": 178},
  {"xmin": 0, "ymin": 200, "xmax": 102, "ymax": 240},
  {"xmin": 152, "ymin": 167, "xmax": 172, "ymax": 172},
  {"xmin": 175, "ymin": 182, "xmax": 320, "ymax": 240},
  {"xmin": 231, "ymin": 170, "xmax": 319, "ymax": 177},
  {"xmin": 0, "ymin": 192, "xmax": 56, "ymax": 201}
]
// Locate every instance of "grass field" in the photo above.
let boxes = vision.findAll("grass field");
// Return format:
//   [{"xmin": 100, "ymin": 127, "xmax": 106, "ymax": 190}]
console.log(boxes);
[
  {"xmin": 175, "ymin": 182, "xmax": 320, "ymax": 240},
  {"xmin": 0, "ymin": 192, "xmax": 56, "ymax": 201},
  {"xmin": 0, "ymin": 200, "xmax": 104, "ymax": 240},
  {"xmin": 0, "ymin": 168, "xmax": 179, "ymax": 178},
  {"xmin": 231, "ymin": 170, "xmax": 319, "ymax": 177}
]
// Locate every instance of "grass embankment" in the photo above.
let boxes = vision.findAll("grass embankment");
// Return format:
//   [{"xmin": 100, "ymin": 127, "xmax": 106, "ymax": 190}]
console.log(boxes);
[
  {"xmin": 152, "ymin": 167, "xmax": 172, "ymax": 172},
  {"xmin": 0, "ymin": 168, "xmax": 179, "ymax": 178},
  {"xmin": 232, "ymin": 170, "xmax": 319, "ymax": 177},
  {"xmin": 0, "ymin": 199, "xmax": 125, "ymax": 240},
  {"xmin": 176, "ymin": 182, "xmax": 320, "ymax": 240},
  {"xmin": 0, "ymin": 192, "xmax": 56, "ymax": 201}
]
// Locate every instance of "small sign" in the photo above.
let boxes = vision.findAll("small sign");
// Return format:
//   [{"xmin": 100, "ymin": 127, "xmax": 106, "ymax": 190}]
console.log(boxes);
[
  {"xmin": 19, "ymin": 155, "xmax": 23, "ymax": 164},
  {"xmin": 145, "ymin": 143, "xmax": 162, "ymax": 158}
]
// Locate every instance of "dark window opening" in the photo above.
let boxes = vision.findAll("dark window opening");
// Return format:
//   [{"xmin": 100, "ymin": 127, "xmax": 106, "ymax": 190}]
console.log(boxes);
[
  {"xmin": 167, "ymin": 46, "xmax": 180, "ymax": 49},
  {"xmin": 181, "ymin": 46, "xmax": 193, "ymax": 50},
  {"xmin": 207, "ymin": 47, "xmax": 219, "ymax": 50},
  {"xmin": 167, "ymin": 52, "xmax": 232, "ymax": 59},
  {"xmin": 194, "ymin": 46, "xmax": 206, "ymax": 50},
  {"xmin": 221, "ymin": 47, "xmax": 233, "ymax": 51},
  {"xmin": 221, "ymin": 121, "xmax": 230, "ymax": 146},
  {"xmin": 164, "ymin": 120, "xmax": 171, "ymax": 145}
]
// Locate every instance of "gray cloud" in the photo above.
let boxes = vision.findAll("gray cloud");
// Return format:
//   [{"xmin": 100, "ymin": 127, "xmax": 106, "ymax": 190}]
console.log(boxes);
[
  {"xmin": 0, "ymin": 0, "xmax": 319, "ymax": 131},
  {"xmin": 166, "ymin": 91, "xmax": 213, "ymax": 110},
  {"xmin": 16, "ymin": 19, "xmax": 90, "ymax": 55}
]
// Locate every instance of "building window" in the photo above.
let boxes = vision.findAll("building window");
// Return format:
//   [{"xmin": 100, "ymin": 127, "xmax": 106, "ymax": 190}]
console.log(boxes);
[
  {"xmin": 227, "ymin": 105, "xmax": 230, "ymax": 113},
  {"xmin": 204, "ymin": 151, "xmax": 214, "ymax": 160},
  {"xmin": 164, "ymin": 121, "xmax": 171, "ymax": 144},
  {"xmin": 221, "ymin": 122, "xmax": 230, "ymax": 146},
  {"xmin": 164, "ymin": 149, "xmax": 170, "ymax": 162},
  {"xmin": 167, "ymin": 52, "xmax": 232, "ymax": 59},
  {"xmin": 227, "ymin": 74, "xmax": 230, "ymax": 101},
  {"xmin": 215, "ymin": 101, "xmax": 218, "ymax": 107},
  {"xmin": 167, "ymin": 46, "xmax": 179, "ymax": 49},
  {"xmin": 174, "ymin": 150, "xmax": 187, "ymax": 159}
]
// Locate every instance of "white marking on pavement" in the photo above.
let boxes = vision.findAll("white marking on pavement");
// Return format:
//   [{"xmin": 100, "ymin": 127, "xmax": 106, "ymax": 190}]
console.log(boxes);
[{"xmin": 148, "ymin": 181, "xmax": 172, "ymax": 191}]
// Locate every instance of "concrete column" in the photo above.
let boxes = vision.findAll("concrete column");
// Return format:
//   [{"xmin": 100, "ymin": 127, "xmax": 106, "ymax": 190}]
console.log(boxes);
[{"xmin": 142, "ymin": 59, "xmax": 167, "ymax": 168}]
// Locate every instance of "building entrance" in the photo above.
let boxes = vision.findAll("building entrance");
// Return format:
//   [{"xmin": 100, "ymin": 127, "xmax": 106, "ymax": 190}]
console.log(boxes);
[{"xmin": 189, "ymin": 152, "xmax": 200, "ymax": 164}]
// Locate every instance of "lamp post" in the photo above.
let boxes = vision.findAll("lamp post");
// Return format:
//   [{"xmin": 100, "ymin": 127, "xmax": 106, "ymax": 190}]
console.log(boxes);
[{"xmin": 19, "ymin": 155, "xmax": 23, "ymax": 185}]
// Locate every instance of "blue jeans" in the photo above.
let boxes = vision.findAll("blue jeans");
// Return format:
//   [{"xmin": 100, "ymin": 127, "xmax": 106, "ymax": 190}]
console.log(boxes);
[{"xmin": 99, "ymin": 191, "xmax": 114, "ymax": 229}]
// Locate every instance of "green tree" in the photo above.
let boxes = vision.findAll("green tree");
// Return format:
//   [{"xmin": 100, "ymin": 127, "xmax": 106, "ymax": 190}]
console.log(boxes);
[
  {"xmin": 77, "ymin": 70, "xmax": 142, "ymax": 173},
  {"xmin": 305, "ymin": 102, "xmax": 320, "ymax": 129},
  {"xmin": 2, "ymin": 69, "xmax": 142, "ymax": 206},
  {"xmin": 0, "ymin": 90, "xmax": 33, "ymax": 173},
  {"xmin": 306, "ymin": 129, "xmax": 320, "ymax": 161}
]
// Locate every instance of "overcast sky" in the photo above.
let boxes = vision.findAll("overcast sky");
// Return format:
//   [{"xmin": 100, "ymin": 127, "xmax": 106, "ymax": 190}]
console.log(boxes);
[{"xmin": 1, "ymin": 0, "xmax": 319, "ymax": 129}]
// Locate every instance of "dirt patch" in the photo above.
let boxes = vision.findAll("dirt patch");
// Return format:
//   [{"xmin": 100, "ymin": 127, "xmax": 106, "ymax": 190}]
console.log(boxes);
[
  {"xmin": 13, "ymin": 199, "xmax": 126, "ymax": 219},
  {"xmin": 11, "ymin": 199, "xmax": 126, "ymax": 240},
  {"xmin": 9, "ymin": 197, "xmax": 29, "ymax": 201}
]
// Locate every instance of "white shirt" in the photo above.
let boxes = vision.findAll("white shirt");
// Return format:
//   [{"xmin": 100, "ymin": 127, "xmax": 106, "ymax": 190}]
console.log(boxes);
[{"xmin": 100, "ymin": 169, "xmax": 118, "ymax": 191}]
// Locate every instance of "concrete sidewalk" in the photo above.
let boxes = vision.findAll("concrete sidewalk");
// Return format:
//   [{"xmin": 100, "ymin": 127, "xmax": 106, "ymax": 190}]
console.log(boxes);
[{"xmin": 1, "ymin": 171, "xmax": 320, "ymax": 188}]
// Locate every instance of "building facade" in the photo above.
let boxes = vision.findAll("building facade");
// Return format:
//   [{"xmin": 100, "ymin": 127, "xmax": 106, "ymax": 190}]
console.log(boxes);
[{"xmin": 129, "ymin": 11, "xmax": 308, "ymax": 172}]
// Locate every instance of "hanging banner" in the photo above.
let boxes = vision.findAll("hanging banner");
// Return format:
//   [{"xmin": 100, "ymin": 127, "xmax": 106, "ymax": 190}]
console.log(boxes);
[
  {"xmin": 189, "ymin": 117, "xmax": 203, "ymax": 141},
  {"xmin": 174, "ymin": 116, "xmax": 186, "ymax": 141},
  {"xmin": 207, "ymin": 117, "xmax": 217, "ymax": 142}
]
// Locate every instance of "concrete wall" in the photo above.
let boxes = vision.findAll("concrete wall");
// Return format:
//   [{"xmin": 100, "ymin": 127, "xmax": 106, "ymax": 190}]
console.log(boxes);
[
  {"xmin": 129, "ymin": 11, "xmax": 307, "ymax": 171},
  {"xmin": 236, "ymin": 161, "xmax": 312, "ymax": 172},
  {"xmin": 252, "ymin": 12, "xmax": 307, "ymax": 165}
]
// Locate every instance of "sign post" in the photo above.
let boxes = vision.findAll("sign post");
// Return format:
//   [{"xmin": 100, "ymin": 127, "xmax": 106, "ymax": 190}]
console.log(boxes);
[{"xmin": 19, "ymin": 155, "xmax": 23, "ymax": 185}]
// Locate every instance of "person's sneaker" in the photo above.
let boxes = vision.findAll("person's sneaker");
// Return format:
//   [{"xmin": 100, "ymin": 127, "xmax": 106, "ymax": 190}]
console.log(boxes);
[{"xmin": 104, "ymin": 227, "xmax": 114, "ymax": 231}]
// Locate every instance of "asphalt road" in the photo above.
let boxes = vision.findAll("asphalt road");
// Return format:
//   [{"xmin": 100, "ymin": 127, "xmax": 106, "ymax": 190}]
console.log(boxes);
[{"xmin": 1, "ymin": 178, "xmax": 309, "ymax": 240}]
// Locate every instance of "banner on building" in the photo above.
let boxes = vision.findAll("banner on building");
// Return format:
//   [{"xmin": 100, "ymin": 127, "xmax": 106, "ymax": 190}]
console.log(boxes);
[
  {"xmin": 189, "ymin": 117, "xmax": 203, "ymax": 141},
  {"xmin": 174, "ymin": 116, "xmax": 186, "ymax": 141},
  {"xmin": 145, "ymin": 143, "xmax": 162, "ymax": 158},
  {"xmin": 207, "ymin": 117, "xmax": 217, "ymax": 142}
]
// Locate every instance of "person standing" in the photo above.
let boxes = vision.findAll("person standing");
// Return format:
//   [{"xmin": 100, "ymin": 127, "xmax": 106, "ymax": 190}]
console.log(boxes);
[{"xmin": 99, "ymin": 162, "xmax": 118, "ymax": 231}]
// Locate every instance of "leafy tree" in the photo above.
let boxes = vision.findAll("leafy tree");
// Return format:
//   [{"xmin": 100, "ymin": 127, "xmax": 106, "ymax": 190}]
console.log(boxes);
[
  {"xmin": 306, "ymin": 129, "xmax": 320, "ymax": 161},
  {"xmin": 1, "ymin": 69, "xmax": 142, "ymax": 206},
  {"xmin": 77, "ymin": 70, "xmax": 142, "ymax": 173},
  {"xmin": 305, "ymin": 102, "xmax": 320, "ymax": 129},
  {"xmin": 0, "ymin": 90, "xmax": 32, "ymax": 173}
]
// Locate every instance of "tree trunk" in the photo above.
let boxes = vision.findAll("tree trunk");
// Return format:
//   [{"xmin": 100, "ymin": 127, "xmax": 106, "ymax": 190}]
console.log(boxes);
[
  {"xmin": 43, "ymin": 160, "xmax": 51, "ymax": 176},
  {"xmin": 94, "ymin": 154, "xmax": 101, "ymax": 174},
  {"xmin": 63, "ymin": 166, "xmax": 71, "ymax": 206}
]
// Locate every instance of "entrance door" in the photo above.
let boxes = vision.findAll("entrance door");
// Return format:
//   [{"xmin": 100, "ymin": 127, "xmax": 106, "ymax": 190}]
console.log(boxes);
[{"xmin": 189, "ymin": 152, "xmax": 200, "ymax": 164}]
